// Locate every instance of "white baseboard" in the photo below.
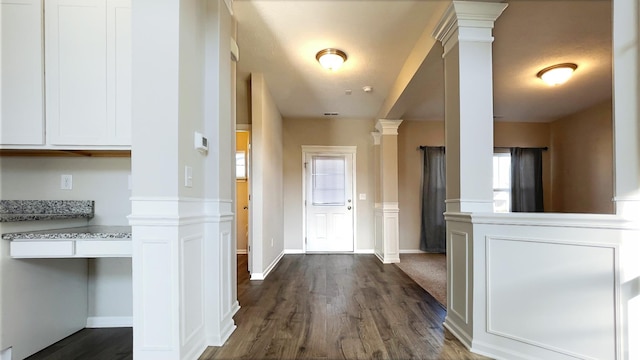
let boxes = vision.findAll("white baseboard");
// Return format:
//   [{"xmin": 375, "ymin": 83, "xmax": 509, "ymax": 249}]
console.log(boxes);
[
  {"xmin": 284, "ymin": 249, "xmax": 304, "ymax": 254},
  {"xmin": 250, "ymin": 250, "xmax": 284, "ymax": 280},
  {"xmin": 400, "ymin": 249, "xmax": 427, "ymax": 254},
  {"xmin": 236, "ymin": 249, "xmax": 247, "ymax": 255},
  {"xmin": 86, "ymin": 316, "xmax": 133, "ymax": 328},
  {"xmin": 0, "ymin": 347, "xmax": 11, "ymax": 360},
  {"xmin": 354, "ymin": 249, "xmax": 374, "ymax": 254}
]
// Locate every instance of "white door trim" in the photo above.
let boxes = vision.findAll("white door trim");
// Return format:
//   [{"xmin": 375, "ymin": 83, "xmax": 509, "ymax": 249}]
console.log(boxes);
[{"xmin": 301, "ymin": 145, "xmax": 357, "ymax": 253}]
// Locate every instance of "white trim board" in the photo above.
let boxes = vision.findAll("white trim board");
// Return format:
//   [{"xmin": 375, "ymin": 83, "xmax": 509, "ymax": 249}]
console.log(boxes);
[
  {"xmin": 86, "ymin": 316, "xmax": 133, "ymax": 328},
  {"xmin": 250, "ymin": 251, "xmax": 284, "ymax": 280},
  {"xmin": 400, "ymin": 249, "xmax": 429, "ymax": 254}
]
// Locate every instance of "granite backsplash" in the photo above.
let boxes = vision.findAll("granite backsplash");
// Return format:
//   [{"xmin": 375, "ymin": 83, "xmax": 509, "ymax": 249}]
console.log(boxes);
[{"xmin": 0, "ymin": 200, "xmax": 95, "ymax": 222}]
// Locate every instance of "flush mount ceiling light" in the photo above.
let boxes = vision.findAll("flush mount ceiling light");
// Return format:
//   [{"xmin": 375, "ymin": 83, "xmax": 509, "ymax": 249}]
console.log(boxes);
[
  {"xmin": 536, "ymin": 63, "xmax": 578, "ymax": 86},
  {"xmin": 316, "ymin": 48, "xmax": 347, "ymax": 71}
]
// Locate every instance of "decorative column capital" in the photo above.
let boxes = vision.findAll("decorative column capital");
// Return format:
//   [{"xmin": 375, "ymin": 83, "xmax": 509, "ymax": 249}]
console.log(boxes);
[
  {"xmin": 375, "ymin": 119, "xmax": 403, "ymax": 136},
  {"xmin": 371, "ymin": 131, "xmax": 381, "ymax": 145},
  {"xmin": 433, "ymin": 1, "xmax": 508, "ymax": 55}
]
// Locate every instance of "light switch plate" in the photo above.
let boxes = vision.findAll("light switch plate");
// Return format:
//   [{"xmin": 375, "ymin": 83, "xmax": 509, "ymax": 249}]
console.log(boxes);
[
  {"xmin": 184, "ymin": 166, "xmax": 193, "ymax": 187},
  {"xmin": 359, "ymin": 193, "xmax": 366, "ymax": 200}
]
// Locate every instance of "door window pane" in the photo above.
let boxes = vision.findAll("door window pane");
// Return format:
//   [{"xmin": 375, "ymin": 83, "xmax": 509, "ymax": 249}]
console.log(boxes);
[
  {"xmin": 236, "ymin": 151, "xmax": 247, "ymax": 179},
  {"xmin": 312, "ymin": 156, "xmax": 345, "ymax": 205}
]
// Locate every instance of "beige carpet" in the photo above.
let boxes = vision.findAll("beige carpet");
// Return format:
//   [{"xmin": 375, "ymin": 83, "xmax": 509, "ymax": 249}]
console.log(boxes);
[{"xmin": 395, "ymin": 253, "xmax": 447, "ymax": 307}]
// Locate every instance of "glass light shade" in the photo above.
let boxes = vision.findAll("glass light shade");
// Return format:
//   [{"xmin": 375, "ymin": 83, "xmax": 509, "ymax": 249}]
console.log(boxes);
[
  {"xmin": 537, "ymin": 63, "xmax": 578, "ymax": 86},
  {"xmin": 316, "ymin": 49, "xmax": 347, "ymax": 71}
]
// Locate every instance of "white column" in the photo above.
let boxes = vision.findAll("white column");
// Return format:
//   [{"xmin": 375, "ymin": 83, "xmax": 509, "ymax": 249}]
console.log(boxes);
[
  {"xmin": 432, "ymin": 0, "xmax": 507, "ymax": 350},
  {"xmin": 203, "ymin": 0, "xmax": 240, "ymax": 347},
  {"xmin": 433, "ymin": 1, "xmax": 508, "ymax": 213},
  {"xmin": 612, "ymin": 0, "xmax": 640, "ymax": 220},
  {"xmin": 371, "ymin": 131, "xmax": 382, "ymax": 257},
  {"xmin": 130, "ymin": 1, "xmax": 237, "ymax": 359},
  {"xmin": 374, "ymin": 120, "xmax": 402, "ymax": 264},
  {"xmin": 612, "ymin": 1, "xmax": 640, "ymax": 359}
]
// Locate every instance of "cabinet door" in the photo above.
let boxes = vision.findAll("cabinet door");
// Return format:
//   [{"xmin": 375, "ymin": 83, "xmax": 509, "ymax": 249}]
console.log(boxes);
[
  {"xmin": 0, "ymin": 0, "xmax": 44, "ymax": 145},
  {"xmin": 45, "ymin": 0, "xmax": 111, "ymax": 145},
  {"xmin": 106, "ymin": 0, "xmax": 131, "ymax": 145},
  {"xmin": 45, "ymin": 0, "xmax": 131, "ymax": 146}
]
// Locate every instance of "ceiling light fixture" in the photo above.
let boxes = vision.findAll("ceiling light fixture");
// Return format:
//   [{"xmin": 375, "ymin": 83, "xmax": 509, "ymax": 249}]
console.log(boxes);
[
  {"xmin": 316, "ymin": 48, "xmax": 347, "ymax": 71},
  {"xmin": 536, "ymin": 63, "xmax": 578, "ymax": 86}
]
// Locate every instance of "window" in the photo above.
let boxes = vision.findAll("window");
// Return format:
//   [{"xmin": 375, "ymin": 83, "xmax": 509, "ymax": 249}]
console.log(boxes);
[
  {"xmin": 311, "ymin": 156, "xmax": 346, "ymax": 206},
  {"xmin": 236, "ymin": 151, "xmax": 247, "ymax": 180},
  {"xmin": 493, "ymin": 153, "xmax": 511, "ymax": 212}
]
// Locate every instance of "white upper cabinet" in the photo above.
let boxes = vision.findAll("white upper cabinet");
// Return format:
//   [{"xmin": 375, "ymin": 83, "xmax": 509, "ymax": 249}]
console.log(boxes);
[
  {"xmin": 45, "ymin": 0, "xmax": 131, "ymax": 146},
  {"xmin": 107, "ymin": 0, "xmax": 132, "ymax": 145},
  {"xmin": 0, "ymin": 0, "xmax": 45, "ymax": 145}
]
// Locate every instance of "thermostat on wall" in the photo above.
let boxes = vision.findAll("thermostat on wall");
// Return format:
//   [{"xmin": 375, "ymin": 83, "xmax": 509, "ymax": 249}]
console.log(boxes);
[{"xmin": 194, "ymin": 132, "xmax": 208, "ymax": 154}]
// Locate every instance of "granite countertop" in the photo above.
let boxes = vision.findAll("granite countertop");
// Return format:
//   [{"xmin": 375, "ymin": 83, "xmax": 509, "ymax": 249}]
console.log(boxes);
[
  {"xmin": 2, "ymin": 226, "xmax": 131, "ymax": 241},
  {"xmin": 0, "ymin": 200, "xmax": 95, "ymax": 223}
]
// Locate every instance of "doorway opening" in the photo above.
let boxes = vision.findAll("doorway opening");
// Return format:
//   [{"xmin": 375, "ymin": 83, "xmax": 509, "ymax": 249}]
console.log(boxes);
[{"xmin": 236, "ymin": 130, "xmax": 250, "ymax": 272}]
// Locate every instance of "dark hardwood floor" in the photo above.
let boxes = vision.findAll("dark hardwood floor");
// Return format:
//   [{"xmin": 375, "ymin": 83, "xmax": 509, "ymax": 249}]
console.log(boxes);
[
  {"xmin": 25, "ymin": 327, "xmax": 132, "ymax": 360},
  {"xmin": 24, "ymin": 254, "xmax": 489, "ymax": 360},
  {"xmin": 201, "ymin": 254, "xmax": 488, "ymax": 360}
]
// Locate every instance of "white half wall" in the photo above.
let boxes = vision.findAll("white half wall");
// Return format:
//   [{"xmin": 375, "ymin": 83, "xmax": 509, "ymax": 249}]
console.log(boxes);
[{"xmin": 444, "ymin": 212, "xmax": 640, "ymax": 360}]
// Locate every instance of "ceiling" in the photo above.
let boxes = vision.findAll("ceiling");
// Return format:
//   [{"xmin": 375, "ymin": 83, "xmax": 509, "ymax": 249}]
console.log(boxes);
[{"xmin": 234, "ymin": 0, "xmax": 612, "ymax": 123}]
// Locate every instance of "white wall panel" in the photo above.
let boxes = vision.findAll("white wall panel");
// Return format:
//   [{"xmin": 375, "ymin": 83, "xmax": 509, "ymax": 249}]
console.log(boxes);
[
  {"xmin": 486, "ymin": 236, "xmax": 617, "ymax": 360},
  {"xmin": 181, "ymin": 234, "xmax": 204, "ymax": 345},
  {"xmin": 140, "ymin": 237, "xmax": 174, "ymax": 350},
  {"xmin": 449, "ymin": 230, "xmax": 469, "ymax": 324}
]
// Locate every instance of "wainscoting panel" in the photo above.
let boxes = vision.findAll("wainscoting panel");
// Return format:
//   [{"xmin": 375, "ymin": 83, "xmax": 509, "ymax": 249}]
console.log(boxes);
[
  {"xmin": 374, "ymin": 206, "xmax": 383, "ymax": 261},
  {"xmin": 450, "ymin": 230, "xmax": 469, "ymax": 324},
  {"xmin": 221, "ymin": 231, "xmax": 234, "ymax": 326},
  {"xmin": 140, "ymin": 236, "xmax": 174, "ymax": 351},
  {"xmin": 181, "ymin": 233, "xmax": 205, "ymax": 346},
  {"xmin": 486, "ymin": 236, "xmax": 617, "ymax": 360}
]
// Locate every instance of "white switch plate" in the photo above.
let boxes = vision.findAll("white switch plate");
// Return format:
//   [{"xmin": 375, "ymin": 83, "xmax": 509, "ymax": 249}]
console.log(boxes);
[
  {"xmin": 184, "ymin": 166, "xmax": 193, "ymax": 187},
  {"xmin": 61, "ymin": 174, "xmax": 73, "ymax": 190},
  {"xmin": 359, "ymin": 193, "xmax": 366, "ymax": 200}
]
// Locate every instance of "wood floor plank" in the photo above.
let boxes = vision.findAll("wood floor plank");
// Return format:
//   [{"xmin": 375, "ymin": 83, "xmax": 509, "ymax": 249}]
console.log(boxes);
[
  {"xmin": 26, "ymin": 254, "xmax": 490, "ymax": 360},
  {"xmin": 203, "ymin": 254, "xmax": 491, "ymax": 360}
]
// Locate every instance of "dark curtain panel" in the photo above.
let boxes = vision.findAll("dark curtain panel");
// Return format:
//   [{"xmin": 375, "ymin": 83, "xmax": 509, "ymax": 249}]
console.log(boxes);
[
  {"xmin": 510, "ymin": 147, "xmax": 544, "ymax": 212},
  {"xmin": 419, "ymin": 146, "xmax": 446, "ymax": 253}
]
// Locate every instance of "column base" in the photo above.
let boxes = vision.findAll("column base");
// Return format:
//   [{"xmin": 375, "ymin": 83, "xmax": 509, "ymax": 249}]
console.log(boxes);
[{"xmin": 374, "ymin": 202, "xmax": 400, "ymax": 264}]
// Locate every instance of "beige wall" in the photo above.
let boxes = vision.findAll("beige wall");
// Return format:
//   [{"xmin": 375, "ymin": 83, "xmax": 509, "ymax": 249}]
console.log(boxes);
[
  {"xmin": 397, "ymin": 120, "xmax": 552, "ymax": 251},
  {"xmin": 250, "ymin": 73, "xmax": 284, "ymax": 273},
  {"xmin": 397, "ymin": 121, "xmax": 445, "ymax": 251},
  {"xmin": 551, "ymin": 100, "xmax": 614, "ymax": 214},
  {"xmin": 494, "ymin": 121, "xmax": 552, "ymax": 211},
  {"xmin": 0, "ymin": 157, "xmax": 131, "ymax": 225},
  {"xmin": 283, "ymin": 117, "xmax": 375, "ymax": 252}
]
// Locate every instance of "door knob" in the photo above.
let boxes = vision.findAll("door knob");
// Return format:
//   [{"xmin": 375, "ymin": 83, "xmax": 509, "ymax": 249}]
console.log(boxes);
[
  {"xmin": 347, "ymin": 206, "xmax": 352, "ymax": 210},
  {"xmin": 243, "ymin": 206, "xmax": 248, "ymax": 210}
]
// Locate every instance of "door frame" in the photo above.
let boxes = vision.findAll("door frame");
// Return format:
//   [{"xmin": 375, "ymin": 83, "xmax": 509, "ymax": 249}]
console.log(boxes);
[
  {"xmin": 301, "ymin": 145, "xmax": 357, "ymax": 253},
  {"xmin": 237, "ymin": 125, "xmax": 251, "ymax": 274}
]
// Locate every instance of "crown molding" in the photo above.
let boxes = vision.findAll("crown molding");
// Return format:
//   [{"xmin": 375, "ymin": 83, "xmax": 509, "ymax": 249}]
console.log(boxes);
[
  {"xmin": 433, "ymin": 1, "xmax": 508, "ymax": 48},
  {"xmin": 371, "ymin": 132, "xmax": 381, "ymax": 145},
  {"xmin": 375, "ymin": 119, "xmax": 403, "ymax": 135}
]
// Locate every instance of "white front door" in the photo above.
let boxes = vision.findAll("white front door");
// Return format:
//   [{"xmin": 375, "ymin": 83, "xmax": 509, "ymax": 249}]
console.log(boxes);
[{"xmin": 304, "ymin": 149, "xmax": 355, "ymax": 252}]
